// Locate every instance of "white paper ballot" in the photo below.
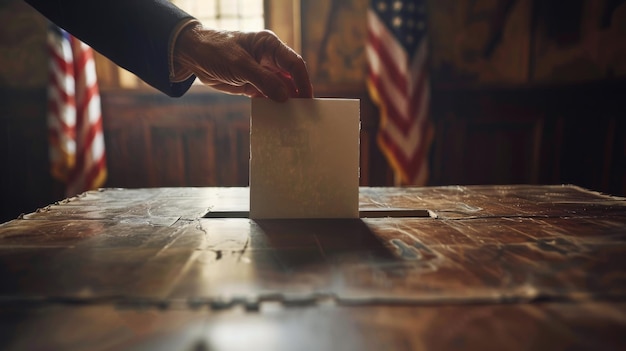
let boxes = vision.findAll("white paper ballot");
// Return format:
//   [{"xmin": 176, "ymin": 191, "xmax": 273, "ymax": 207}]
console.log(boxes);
[{"xmin": 250, "ymin": 98, "xmax": 360, "ymax": 219}]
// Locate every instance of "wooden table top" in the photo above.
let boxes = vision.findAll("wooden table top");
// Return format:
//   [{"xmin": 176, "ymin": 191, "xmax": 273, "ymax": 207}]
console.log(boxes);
[{"xmin": 1, "ymin": 185, "xmax": 625, "ymax": 350}]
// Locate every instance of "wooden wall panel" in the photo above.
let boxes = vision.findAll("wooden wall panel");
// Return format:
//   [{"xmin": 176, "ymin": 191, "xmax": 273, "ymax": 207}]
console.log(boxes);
[
  {"xmin": 103, "ymin": 121, "xmax": 150, "ymax": 188},
  {"xmin": 559, "ymin": 117, "xmax": 618, "ymax": 194},
  {"xmin": 146, "ymin": 120, "xmax": 217, "ymax": 187},
  {"xmin": 0, "ymin": 89, "xmax": 63, "ymax": 222},
  {"xmin": 101, "ymin": 89, "xmax": 249, "ymax": 188},
  {"xmin": 437, "ymin": 119, "xmax": 543, "ymax": 186},
  {"xmin": 430, "ymin": 80, "xmax": 626, "ymax": 196}
]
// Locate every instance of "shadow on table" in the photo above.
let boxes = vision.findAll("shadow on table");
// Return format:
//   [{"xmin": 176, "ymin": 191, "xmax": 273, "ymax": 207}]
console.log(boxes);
[{"xmin": 251, "ymin": 218, "xmax": 397, "ymax": 269}]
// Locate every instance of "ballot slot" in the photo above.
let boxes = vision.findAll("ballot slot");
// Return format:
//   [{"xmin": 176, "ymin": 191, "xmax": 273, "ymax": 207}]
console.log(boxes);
[
  {"xmin": 201, "ymin": 208, "xmax": 432, "ymax": 219},
  {"xmin": 358, "ymin": 208, "xmax": 433, "ymax": 218}
]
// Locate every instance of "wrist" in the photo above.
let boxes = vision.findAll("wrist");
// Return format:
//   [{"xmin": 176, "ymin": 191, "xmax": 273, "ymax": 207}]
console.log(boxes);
[{"xmin": 170, "ymin": 20, "xmax": 203, "ymax": 82}]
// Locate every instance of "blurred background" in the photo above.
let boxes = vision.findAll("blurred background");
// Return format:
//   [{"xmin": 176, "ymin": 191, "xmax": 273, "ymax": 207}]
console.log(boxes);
[{"xmin": 1, "ymin": 0, "xmax": 625, "ymax": 222}]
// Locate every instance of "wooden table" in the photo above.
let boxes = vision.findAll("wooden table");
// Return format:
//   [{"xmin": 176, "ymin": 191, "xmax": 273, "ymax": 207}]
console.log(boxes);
[{"xmin": 1, "ymin": 185, "xmax": 625, "ymax": 350}]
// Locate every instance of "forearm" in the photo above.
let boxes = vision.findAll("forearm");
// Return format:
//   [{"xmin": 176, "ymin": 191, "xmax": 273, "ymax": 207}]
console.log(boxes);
[{"xmin": 25, "ymin": 0, "xmax": 196, "ymax": 97}]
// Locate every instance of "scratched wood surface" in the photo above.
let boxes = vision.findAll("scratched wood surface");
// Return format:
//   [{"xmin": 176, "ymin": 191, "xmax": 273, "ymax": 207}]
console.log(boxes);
[{"xmin": 0, "ymin": 185, "xmax": 625, "ymax": 350}]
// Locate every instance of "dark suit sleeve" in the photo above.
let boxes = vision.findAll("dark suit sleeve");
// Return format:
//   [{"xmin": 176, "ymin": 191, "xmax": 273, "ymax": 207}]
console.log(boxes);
[{"xmin": 25, "ymin": 0, "xmax": 196, "ymax": 97}]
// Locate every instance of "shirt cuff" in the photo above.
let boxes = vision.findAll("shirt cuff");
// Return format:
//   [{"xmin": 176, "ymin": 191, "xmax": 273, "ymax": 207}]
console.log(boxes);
[{"xmin": 169, "ymin": 18, "xmax": 201, "ymax": 83}]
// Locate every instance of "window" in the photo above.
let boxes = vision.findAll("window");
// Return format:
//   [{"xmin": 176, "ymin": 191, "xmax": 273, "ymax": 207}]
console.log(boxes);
[{"xmin": 172, "ymin": 0, "xmax": 264, "ymax": 32}]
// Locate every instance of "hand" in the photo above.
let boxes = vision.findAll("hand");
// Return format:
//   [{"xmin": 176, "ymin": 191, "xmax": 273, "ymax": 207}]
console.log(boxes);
[{"xmin": 173, "ymin": 23, "xmax": 313, "ymax": 102}]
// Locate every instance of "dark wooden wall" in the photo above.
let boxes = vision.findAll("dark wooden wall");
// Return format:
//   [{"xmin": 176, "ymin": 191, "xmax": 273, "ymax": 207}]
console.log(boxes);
[
  {"xmin": 101, "ymin": 90, "xmax": 250, "ymax": 188},
  {"xmin": 429, "ymin": 80, "xmax": 626, "ymax": 196},
  {"xmin": 0, "ymin": 89, "xmax": 62, "ymax": 223}
]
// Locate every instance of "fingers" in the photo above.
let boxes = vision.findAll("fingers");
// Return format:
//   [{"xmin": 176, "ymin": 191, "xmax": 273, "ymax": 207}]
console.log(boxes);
[
  {"xmin": 235, "ymin": 55, "xmax": 291, "ymax": 101},
  {"xmin": 189, "ymin": 37, "xmax": 291, "ymax": 101},
  {"xmin": 201, "ymin": 68, "xmax": 289, "ymax": 101},
  {"xmin": 273, "ymin": 44, "xmax": 313, "ymax": 98},
  {"xmin": 275, "ymin": 70, "xmax": 298, "ymax": 97},
  {"xmin": 182, "ymin": 29, "xmax": 313, "ymax": 101},
  {"xmin": 247, "ymin": 30, "xmax": 313, "ymax": 99},
  {"xmin": 250, "ymin": 70, "xmax": 291, "ymax": 102}
]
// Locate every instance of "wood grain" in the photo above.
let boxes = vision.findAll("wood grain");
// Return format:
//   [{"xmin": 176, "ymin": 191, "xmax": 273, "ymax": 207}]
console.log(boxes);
[{"xmin": 0, "ymin": 185, "xmax": 625, "ymax": 350}]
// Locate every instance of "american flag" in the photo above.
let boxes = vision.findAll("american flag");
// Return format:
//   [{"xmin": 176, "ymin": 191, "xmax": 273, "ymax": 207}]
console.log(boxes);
[
  {"xmin": 47, "ymin": 25, "xmax": 107, "ymax": 197},
  {"xmin": 366, "ymin": 0, "xmax": 434, "ymax": 185}
]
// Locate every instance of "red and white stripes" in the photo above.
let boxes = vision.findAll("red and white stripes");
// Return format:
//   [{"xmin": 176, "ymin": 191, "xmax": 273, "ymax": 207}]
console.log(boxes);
[
  {"xmin": 47, "ymin": 27, "xmax": 106, "ymax": 197},
  {"xmin": 366, "ymin": 8, "xmax": 434, "ymax": 185}
]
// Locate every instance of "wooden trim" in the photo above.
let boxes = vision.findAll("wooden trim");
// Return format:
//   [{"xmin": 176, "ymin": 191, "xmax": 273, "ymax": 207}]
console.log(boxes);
[{"xmin": 264, "ymin": 0, "xmax": 301, "ymax": 53}]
